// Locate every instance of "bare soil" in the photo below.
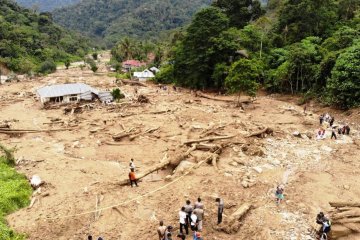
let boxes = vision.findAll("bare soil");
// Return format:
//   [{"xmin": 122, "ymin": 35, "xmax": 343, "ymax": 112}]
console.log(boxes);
[{"xmin": 1, "ymin": 54, "xmax": 360, "ymax": 240}]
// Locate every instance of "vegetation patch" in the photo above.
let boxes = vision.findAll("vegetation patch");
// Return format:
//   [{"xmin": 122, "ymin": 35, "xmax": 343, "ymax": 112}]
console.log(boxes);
[{"xmin": 0, "ymin": 145, "xmax": 32, "ymax": 240}]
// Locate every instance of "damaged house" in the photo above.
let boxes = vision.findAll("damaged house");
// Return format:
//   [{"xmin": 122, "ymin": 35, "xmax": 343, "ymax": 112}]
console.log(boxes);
[{"xmin": 36, "ymin": 83, "xmax": 113, "ymax": 104}]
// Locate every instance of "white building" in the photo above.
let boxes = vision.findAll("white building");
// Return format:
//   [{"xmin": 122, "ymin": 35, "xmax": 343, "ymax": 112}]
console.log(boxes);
[
  {"xmin": 133, "ymin": 69, "xmax": 155, "ymax": 82},
  {"xmin": 36, "ymin": 83, "xmax": 113, "ymax": 104}
]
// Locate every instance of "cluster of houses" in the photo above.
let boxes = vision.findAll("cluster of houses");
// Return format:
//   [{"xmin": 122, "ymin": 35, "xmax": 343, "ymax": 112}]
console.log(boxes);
[{"xmin": 120, "ymin": 60, "xmax": 160, "ymax": 82}]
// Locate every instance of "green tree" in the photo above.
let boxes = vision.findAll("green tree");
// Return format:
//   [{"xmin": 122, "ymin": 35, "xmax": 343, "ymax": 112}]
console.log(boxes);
[
  {"xmin": 173, "ymin": 7, "xmax": 231, "ymax": 89},
  {"xmin": 38, "ymin": 60, "xmax": 57, "ymax": 74},
  {"xmin": 225, "ymin": 58, "xmax": 262, "ymax": 103},
  {"xmin": 92, "ymin": 52, "xmax": 98, "ymax": 60},
  {"xmin": 277, "ymin": 0, "xmax": 338, "ymax": 44},
  {"xmin": 212, "ymin": 0, "xmax": 265, "ymax": 28},
  {"xmin": 326, "ymin": 40, "xmax": 360, "ymax": 108},
  {"xmin": 64, "ymin": 59, "xmax": 71, "ymax": 69}
]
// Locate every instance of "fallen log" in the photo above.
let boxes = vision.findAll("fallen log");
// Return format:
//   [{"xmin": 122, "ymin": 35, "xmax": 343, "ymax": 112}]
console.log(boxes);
[
  {"xmin": 246, "ymin": 127, "xmax": 274, "ymax": 138},
  {"xmin": 330, "ymin": 202, "xmax": 360, "ymax": 208},
  {"xmin": 112, "ymin": 132, "xmax": 132, "ymax": 141},
  {"xmin": 120, "ymin": 79, "xmax": 147, "ymax": 87},
  {"xmin": 0, "ymin": 128, "xmax": 73, "ymax": 134},
  {"xmin": 183, "ymin": 135, "xmax": 236, "ymax": 145},
  {"xmin": 118, "ymin": 145, "xmax": 197, "ymax": 186},
  {"xmin": 332, "ymin": 209, "xmax": 360, "ymax": 220},
  {"xmin": 214, "ymin": 203, "xmax": 252, "ymax": 234},
  {"xmin": 196, "ymin": 92, "xmax": 253, "ymax": 104},
  {"xmin": 335, "ymin": 218, "xmax": 360, "ymax": 224},
  {"xmin": 230, "ymin": 203, "xmax": 252, "ymax": 221}
]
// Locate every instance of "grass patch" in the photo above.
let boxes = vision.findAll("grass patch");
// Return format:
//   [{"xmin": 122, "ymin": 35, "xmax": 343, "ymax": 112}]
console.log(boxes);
[{"xmin": 0, "ymin": 152, "xmax": 32, "ymax": 239}]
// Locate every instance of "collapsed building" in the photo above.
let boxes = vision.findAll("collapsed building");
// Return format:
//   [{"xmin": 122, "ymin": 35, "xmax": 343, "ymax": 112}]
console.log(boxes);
[{"xmin": 36, "ymin": 83, "xmax": 113, "ymax": 104}]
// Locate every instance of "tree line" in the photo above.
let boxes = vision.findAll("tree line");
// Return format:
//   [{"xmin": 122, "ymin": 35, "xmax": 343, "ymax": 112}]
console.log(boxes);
[
  {"xmin": 154, "ymin": 0, "xmax": 360, "ymax": 109},
  {"xmin": 0, "ymin": 0, "xmax": 91, "ymax": 75}
]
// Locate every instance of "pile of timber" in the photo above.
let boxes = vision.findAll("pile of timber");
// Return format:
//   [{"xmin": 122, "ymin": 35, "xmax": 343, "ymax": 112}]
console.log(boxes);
[{"xmin": 329, "ymin": 201, "xmax": 360, "ymax": 239}]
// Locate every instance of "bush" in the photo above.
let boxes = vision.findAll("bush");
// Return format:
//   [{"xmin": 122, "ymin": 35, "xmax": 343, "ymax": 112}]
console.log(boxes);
[
  {"xmin": 0, "ymin": 144, "xmax": 32, "ymax": 240},
  {"xmin": 92, "ymin": 52, "xmax": 98, "ymax": 60},
  {"xmin": 38, "ymin": 60, "xmax": 57, "ymax": 74},
  {"xmin": 111, "ymin": 88, "xmax": 125, "ymax": 100}
]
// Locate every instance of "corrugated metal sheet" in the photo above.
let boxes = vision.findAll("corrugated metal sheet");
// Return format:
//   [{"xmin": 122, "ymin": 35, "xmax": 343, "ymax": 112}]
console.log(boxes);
[
  {"xmin": 79, "ymin": 91, "xmax": 93, "ymax": 101},
  {"xmin": 98, "ymin": 92, "xmax": 113, "ymax": 102},
  {"xmin": 134, "ymin": 69, "xmax": 155, "ymax": 78},
  {"xmin": 37, "ymin": 83, "xmax": 99, "ymax": 98}
]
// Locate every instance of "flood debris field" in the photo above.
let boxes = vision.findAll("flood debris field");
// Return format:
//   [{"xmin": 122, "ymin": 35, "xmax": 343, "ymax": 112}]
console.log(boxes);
[{"xmin": 1, "ymin": 61, "xmax": 360, "ymax": 240}]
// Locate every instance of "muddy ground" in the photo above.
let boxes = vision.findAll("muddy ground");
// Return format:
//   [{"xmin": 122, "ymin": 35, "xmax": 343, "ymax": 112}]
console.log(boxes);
[{"xmin": 1, "ymin": 55, "xmax": 360, "ymax": 240}]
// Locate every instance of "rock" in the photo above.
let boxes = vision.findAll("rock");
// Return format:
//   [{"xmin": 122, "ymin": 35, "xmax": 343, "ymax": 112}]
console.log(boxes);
[
  {"xmin": 321, "ymin": 146, "xmax": 333, "ymax": 153},
  {"xmin": 230, "ymin": 161, "xmax": 238, "ymax": 167},
  {"xmin": 253, "ymin": 166, "xmax": 263, "ymax": 173},
  {"xmin": 224, "ymin": 172, "xmax": 233, "ymax": 177},
  {"xmin": 165, "ymin": 175, "xmax": 172, "ymax": 181},
  {"xmin": 241, "ymin": 181, "xmax": 249, "ymax": 188},
  {"xmin": 269, "ymin": 159, "xmax": 281, "ymax": 166},
  {"xmin": 293, "ymin": 131, "xmax": 301, "ymax": 138},
  {"xmin": 343, "ymin": 185, "xmax": 350, "ymax": 190},
  {"xmin": 174, "ymin": 161, "xmax": 195, "ymax": 174},
  {"xmin": 72, "ymin": 141, "xmax": 80, "ymax": 148}
]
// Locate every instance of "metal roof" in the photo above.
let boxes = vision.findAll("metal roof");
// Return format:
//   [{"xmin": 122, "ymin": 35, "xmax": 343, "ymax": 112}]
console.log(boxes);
[
  {"xmin": 134, "ymin": 69, "xmax": 155, "ymax": 78},
  {"xmin": 37, "ymin": 83, "xmax": 98, "ymax": 98}
]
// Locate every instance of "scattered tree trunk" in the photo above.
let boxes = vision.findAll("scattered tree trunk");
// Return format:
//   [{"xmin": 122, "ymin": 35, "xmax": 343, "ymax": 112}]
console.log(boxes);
[
  {"xmin": 246, "ymin": 127, "xmax": 274, "ymax": 138},
  {"xmin": 330, "ymin": 202, "xmax": 360, "ymax": 208},
  {"xmin": 183, "ymin": 135, "xmax": 236, "ymax": 145},
  {"xmin": 196, "ymin": 91, "xmax": 253, "ymax": 104},
  {"xmin": 120, "ymin": 79, "xmax": 147, "ymax": 87}
]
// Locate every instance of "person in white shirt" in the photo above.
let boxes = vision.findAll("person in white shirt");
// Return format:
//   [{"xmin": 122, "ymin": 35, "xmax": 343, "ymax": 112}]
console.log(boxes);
[
  {"xmin": 179, "ymin": 207, "xmax": 188, "ymax": 235},
  {"xmin": 129, "ymin": 158, "xmax": 135, "ymax": 170},
  {"xmin": 190, "ymin": 212, "xmax": 198, "ymax": 231}
]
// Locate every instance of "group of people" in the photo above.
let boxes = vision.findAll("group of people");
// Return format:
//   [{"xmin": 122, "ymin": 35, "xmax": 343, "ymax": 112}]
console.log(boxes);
[
  {"xmin": 317, "ymin": 113, "xmax": 351, "ymax": 140},
  {"xmin": 157, "ymin": 197, "xmax": 225, "ymax": 240}
]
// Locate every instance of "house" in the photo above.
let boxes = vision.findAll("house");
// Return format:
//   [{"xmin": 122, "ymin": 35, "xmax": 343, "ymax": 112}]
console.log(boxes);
[
  {"xmin": 122, "ymin": 60, "xmax": 147, "ymax": 71},
  {"xmin": 149, "ymin": 67, "xmax": 160, "ymax": 74},
  {"xmin": 36, "ymin": 83, "xmax": 114, "ymax": 104},
  {"xmin": 133, "ymin": 69, "xmax": 155, "ymax": 82}
]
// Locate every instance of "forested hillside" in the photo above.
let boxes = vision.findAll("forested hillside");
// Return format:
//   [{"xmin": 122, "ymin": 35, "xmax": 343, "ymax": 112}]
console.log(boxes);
[
  {"xmin": 52, "ymin": 0, "xmax": 212, "ymax": 46},
  {"xmin": 155, "ymin": 0, "xmax": 360, "ymax": 109},
  {"xmin": 0, "ymin": 0, "xmax": 91, "ymax": 74},
  {"xmin": 14, "ymin": 0, "xmax": 79, "ymax": 12}
]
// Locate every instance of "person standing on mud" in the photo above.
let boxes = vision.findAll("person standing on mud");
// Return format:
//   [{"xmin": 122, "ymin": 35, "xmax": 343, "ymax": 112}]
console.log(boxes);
[
  {"xmin": 193, "ymin": 206, "xmax": 204, "ymax": 231},
  {"xmin": 179, "ymin": 207, "xmax": 188, "ymax": 235},
  {"xmin": 129, "ymin": 168, "xmax": 138, "ymax": 187},
  {"xmin": 157, "ymin": 220, "xmax": 167, "ymax": 240},
  {"xmin": 184, "ymin": 200, "xmax": 193, "ymax": 228},
  {"xmin": 331, "ymin": 127, "xmax": 337, "ymax": 140},
  {"xmin": 215, "ymin": 197, "xmax": 224, "ymax": 224},
  {"xmin": 275, "ymin": 185, "xmax": 284, "ymax": 204},
  {"xmin": 129, "ymin": 158, "xmax": 135, "ymax": 170},
  {"xmin": 194, "ymin": 197, "xmax": 204, "ymax": 210}
]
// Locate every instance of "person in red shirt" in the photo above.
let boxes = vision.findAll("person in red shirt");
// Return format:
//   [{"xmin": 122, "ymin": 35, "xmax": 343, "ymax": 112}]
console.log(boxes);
[{"xmin": 129, "ymin": 168, "xmax": 138, "ymax": 187}]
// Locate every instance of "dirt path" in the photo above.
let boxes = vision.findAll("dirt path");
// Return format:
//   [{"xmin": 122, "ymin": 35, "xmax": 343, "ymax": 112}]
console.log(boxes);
[{"xmin": 1, "ymin": 57, "xmax": 359, "ymax": 240}]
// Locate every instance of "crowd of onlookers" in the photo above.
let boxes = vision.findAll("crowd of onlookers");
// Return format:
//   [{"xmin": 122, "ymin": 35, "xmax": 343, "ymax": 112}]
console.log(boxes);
[{"xmin": 317, "ymin": 113, "xmax": 351, "ymax": 140}]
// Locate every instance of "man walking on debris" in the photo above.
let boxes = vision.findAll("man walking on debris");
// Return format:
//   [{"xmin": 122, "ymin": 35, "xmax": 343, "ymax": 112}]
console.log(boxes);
[
  {"xmin": 179, "ymin": 207, "xmax": 189, "ymax": 235},
  {"xmin": 215, "ymin": 197, "xmax": 224, "ymax": 224},
  {"xmin": 158, "ymin": 220, "xmax": 167, "ymax": 240},
  {"xmin": 184, "ymin": 200, "xmax": 193, "ymax": 228},
  {"xmin": 129, "ymin": 168, "xmax": 138, "ymax": 187}
]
